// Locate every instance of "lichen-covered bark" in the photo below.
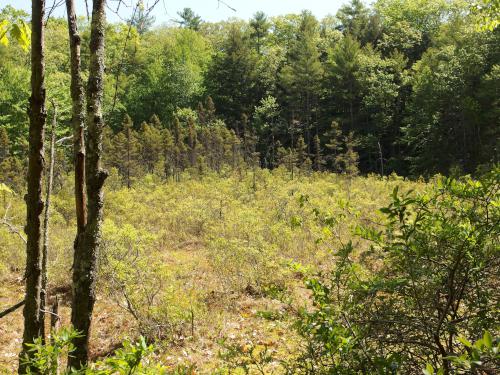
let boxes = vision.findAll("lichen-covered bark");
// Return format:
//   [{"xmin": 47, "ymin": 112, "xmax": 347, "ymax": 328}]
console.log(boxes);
[
  {"xmin": 19, "ymin": 0, "xmax": 46, "ymax": 372},
  {"xmin": 66, "ymin": 0, "xmax": 87, "ymax": 237},
  {"xmin": 68, "ymin": 0, "xmax": 107, "ymax": 369},
  {"xmin": 40, "ymin": 101, "xmax": 57, "ymax": 342}
]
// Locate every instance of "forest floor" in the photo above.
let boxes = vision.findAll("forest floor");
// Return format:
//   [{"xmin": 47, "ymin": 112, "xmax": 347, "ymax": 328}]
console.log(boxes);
[{"xmin": 0, "ymin": 169, "xmax": 424, "ymax": 373}]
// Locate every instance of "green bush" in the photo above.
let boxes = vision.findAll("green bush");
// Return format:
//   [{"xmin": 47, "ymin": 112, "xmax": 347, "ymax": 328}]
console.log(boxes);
[{"xmin": 292, "ymin": 168, "xmax": 499, "ymax": 374}]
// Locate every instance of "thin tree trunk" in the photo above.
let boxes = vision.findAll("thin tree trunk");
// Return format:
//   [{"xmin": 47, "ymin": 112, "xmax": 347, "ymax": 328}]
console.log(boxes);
[
  {"xmin": 50, "ymin": 295, "xmax": 60, "ymax": 375},
  {"xmin": 40, "ymin": 101, "xmax": 57, "ymax": 342},
  {"xmin": 19, "ymin": 0, "xmax": 46, "ymax": 372},
  {"xmin": 69, "ymin": 0, "xmax": 108, "ymax": 369},
  {"xmin": 378, "ymin": 140, "xmax": 384, "ymax": 176},
  {"xmin": 66, "ymin": 0, "xmax": 87, "ymax": 237}
]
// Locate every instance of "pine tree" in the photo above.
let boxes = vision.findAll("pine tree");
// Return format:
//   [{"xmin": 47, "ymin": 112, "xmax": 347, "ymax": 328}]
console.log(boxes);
[
  {"xmin": 205, "ymin": 26, "xmax": 260, "ymax": 129},
  {"xmin": 336, "ymin": 131, "xmax": 360, "ymax": 176},
  {"xmin": 250, "ymin": 11, "xmax": 270, "ymax": 54},
  {"xmin": 110, "ymin": 114, "xmax": 140, "ymax": 188},
  {"xmin": 280, "ymin": 11, "xmax": 323, "ymax": 150},
  {"xmin": 176, "ymin": 8, "xmax": 202, "ymax": 30},
  {"xmin": 171, "ymin": 117, "xmax": 186, "ymax": 181},
  {"xmin": 205, "ymin": 96, "xmax": 216, "ymax": 124},
  {"xmin": 138, "ymin": 119, "xmax": 163, "ymax": 174},
  {"xmin": 187, "ymin": 116, "xmax": 198, "ymax": 167},
  {"xmin": 149, "ymin": 114, "xmax": 162, "ymax": 129},
  {"xmin": 312, "ymin": 134, "xmax": 325, "ymax": 171},
  {"xmin": 336, "ymin": 0, "xmax": 381, "ymax": 45},
  {"xmin": 296, "ymin": 135, "xmax": 309, "ymax": 171},
  {"xmin": 197, "ymin": 101, "xmax": 206, "ymax": 126},
  {"xmin": 325, "ymin": 121, "xmax": 343, "ymax": 168},
  {"xmin": 326, "ymin": 35, "xmax": 361, "ymax": 132},
  {"xmin": 162, "ymin": 127, "xmax": 174, "ymax": 179}
]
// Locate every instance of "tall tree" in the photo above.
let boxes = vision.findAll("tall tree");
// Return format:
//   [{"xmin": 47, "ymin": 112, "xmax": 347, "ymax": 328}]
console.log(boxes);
[
  {"xmin": 326, "ymin": 35, "xmax": 362, "ymax": 132},
  {"xmin": 40, "ymin": 102, "xmax": 57, "ymax": 342},
  {"xmin": 19, "ymin": 0, "xmax": 46, "ymax": 372},
  {"xmin": 206, "ymin": 25, "xmax": 260, "ymax": 132},
  {"xmin": 336, "ymin": 0, "xmax": 381, "ymax": 45},
  {"xmin": 69, "ymin": 0, "xmax": 108, "ymax": 368},
  {"xmin": 280, "ymin": 11, "xmax": 323, "ymax": 151},
  {"xmin": 65, "ymin": 0, "xmax": 87, "ymax": 264},
  {"xmin": 176, "ymin": 8, "xmax": 202, "ymax": 31},
  {"xmin": 250, "ymin": 11, "xmax": 270, "ymax": 54}
]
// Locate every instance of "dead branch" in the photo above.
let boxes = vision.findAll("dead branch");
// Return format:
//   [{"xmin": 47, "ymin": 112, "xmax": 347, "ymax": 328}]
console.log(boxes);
[{"xmin": 0, "ymin": 300, "xmax": 25, "ymax": 319}]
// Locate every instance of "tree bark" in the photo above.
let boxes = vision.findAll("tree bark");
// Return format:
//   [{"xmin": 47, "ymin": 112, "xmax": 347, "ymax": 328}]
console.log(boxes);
[
  {"xmin": 39, "ymin": 101, "xmax": 57, "ymax": 342},
  {"xmin": 19, "ymin": 0, "xmax": 46, "ymax": 372},
  {"xmin": 66, "ymin": 0, "xmax": 87, "ymax": 237},
  {"xmin": 69, "ymin": 0, "xmax": 108, "ymax": 369},
  {"xmin": 50, "ymin": 295, "xmax": 60, "ymax": 375}
]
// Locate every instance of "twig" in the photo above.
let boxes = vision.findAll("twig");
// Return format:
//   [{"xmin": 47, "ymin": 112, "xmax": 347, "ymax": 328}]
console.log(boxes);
[
  {"xmin": 0, "ymin": 218, "xmax": 27, "ymax": 244},
  {"xmin": 218, "ymin": 0, "xmax": 236, "ymax": 12}
]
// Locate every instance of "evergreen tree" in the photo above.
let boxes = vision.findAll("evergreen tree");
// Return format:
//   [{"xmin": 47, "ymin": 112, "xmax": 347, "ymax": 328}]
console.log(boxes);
[
  {"xmin": 336, "ymin": 0, "xmax": 381, "ymax": 45},
  {"xmin": 336, "ymin": 131, "xmax": 360, "ymax": 176},
  {"xmin": 206, "ymin": 25, "xmax": 260, "ymax": 129},
  {"xmin": 325, "ymin": 121, "xmax": 343, "ymax": 166},
  {"xmin": 326, "ymin": 35, "xmax": 362, "ymax": 132},
  {"xmin": 205, "ymin": 96, "xmax": 216, "ymax": 124},
  {"xmin": 197, "ymin": 101, "xmax": 206, "ymax": 126},
  {"xmin": 130, "ymin": 6, "xmax": 155, "ymax": 34},
  {"xmin": 138, "ymin": 118, "xmax": 163, "ymax": 173},
  {"xmin": 176, "ymin": 8, "xmax": 202, "ymax": 30},
  {"xmin": 187, "ymin": 116, "xmax": 198, "ymax": 167},
  {"xmin": 110, "ymin": 114, "xmax": 140, "ymax": 188},
  {"xmin": 312, "ymin": 134, "xmax": 325, "ymax": 171},
  {"xmin": 296, "ymin": 135, "xmax": 309, "ymax": 171},
  {"xmin": 280, "ymin": 11, "xmax": 323, "ymax": 150},
  {"xmin": 250, "ymin": 11, "xmax": 270, "ymax": 54},
  {"xmin": 162, "ymin": 127, "xmax": 174, "ymax": 179}
]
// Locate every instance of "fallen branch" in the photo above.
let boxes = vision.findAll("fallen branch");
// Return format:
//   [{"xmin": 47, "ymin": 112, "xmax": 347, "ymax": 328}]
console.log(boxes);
[
  {"xmin": 0, "ymin": 300, "xmax": 25, "ymax": 319},
  {"xmin": 0, "ymin": 218, "xmax": 27, "ymax": 244}
]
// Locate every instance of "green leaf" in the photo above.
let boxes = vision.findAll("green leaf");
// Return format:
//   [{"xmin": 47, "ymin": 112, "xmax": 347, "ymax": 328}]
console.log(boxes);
[
  {"xmin": 458, "ymin": 336, "xmax": 473, "ymax": 348},
  {"xmin": 483, "ymin": 331, "xmax": 493, "ymax": 348},
  {"xmin": 0, "ymin": 20, "xmax": 10, "ymax": 47},
  {"xmin": 422, "ymin": 363, "xmax": 434, "ymax": 375},
  {"xmin": 0, "ymin": 183, "xmax": 14, "ymax": 194},
  {"xmin": 11, "ymin": 20, "xmax": 31, "ymax": 51}
]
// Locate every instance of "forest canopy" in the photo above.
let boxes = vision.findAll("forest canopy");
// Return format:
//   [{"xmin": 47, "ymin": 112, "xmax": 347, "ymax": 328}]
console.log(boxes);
[{"xmin": 1, "ymin": 0, "xmax": 498, "ymax": 187}]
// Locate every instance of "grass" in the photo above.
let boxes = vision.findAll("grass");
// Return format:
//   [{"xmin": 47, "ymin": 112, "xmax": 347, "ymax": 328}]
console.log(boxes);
[{"xmin": 0, "ymin": 168, "xmax": 425, "ymax": 373}]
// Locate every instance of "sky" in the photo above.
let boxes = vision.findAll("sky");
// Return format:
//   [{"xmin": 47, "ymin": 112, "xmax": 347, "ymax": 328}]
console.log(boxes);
[{"xmin": 0, "ymin": 0, "xmax": 346, "ymax": 24}]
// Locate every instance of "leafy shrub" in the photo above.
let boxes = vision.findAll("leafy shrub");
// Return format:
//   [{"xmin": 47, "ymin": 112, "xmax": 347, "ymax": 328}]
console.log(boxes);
[
  {"xmin": 292, "ymin": 168, "xmax": 499, "ymax": 374},
  {"xmin": 21, "ymin": 328, "xmax": 196, "ymax": 374}
]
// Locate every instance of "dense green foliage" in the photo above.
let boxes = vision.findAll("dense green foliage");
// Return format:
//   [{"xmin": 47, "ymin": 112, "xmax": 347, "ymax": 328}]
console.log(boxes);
[
  {"xmin": 1, "ymin": 0, "xmax": 498, "ymax": 190},
  {"xmin": 293, "ymin": 167, "xmax": 499, "ymax": 373}
]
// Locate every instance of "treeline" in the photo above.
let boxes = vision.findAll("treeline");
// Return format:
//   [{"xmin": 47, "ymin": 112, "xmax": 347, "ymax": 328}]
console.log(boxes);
[{"xmin": 1, "ymin": 0, "xmax": 499, "ymax": 188}]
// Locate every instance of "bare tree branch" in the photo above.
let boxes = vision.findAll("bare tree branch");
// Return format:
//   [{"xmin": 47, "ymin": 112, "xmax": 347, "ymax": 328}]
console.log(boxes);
[{"xmin": 0, "ymin": 300, "xmax": 25, "ymax": 319}]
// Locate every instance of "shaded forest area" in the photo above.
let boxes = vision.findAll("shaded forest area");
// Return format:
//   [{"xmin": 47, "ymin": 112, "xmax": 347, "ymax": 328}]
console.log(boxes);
[{"xmin": 1, "ymin": 0, "xmax": 499, "ymax": 190}]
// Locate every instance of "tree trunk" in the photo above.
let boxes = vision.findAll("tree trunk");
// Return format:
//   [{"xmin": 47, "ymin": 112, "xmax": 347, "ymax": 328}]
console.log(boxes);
[
  {"xmin": 50, "ymin": 295, "xmax": 61, "ymax": 375},
  {"xmin": 19, "ymin": 0, "xmax": 46, "ymax": 372},
  {"xmin": 66, "ymin": 0, "xmax": 87, "ymax": 238},
  {"xmin": 40, "ymin": 101, "xmax": 57, "ymax": 342},
  {"xmin": 69, "ymin": 0, "xmax": 107, "ymax": 369}
]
